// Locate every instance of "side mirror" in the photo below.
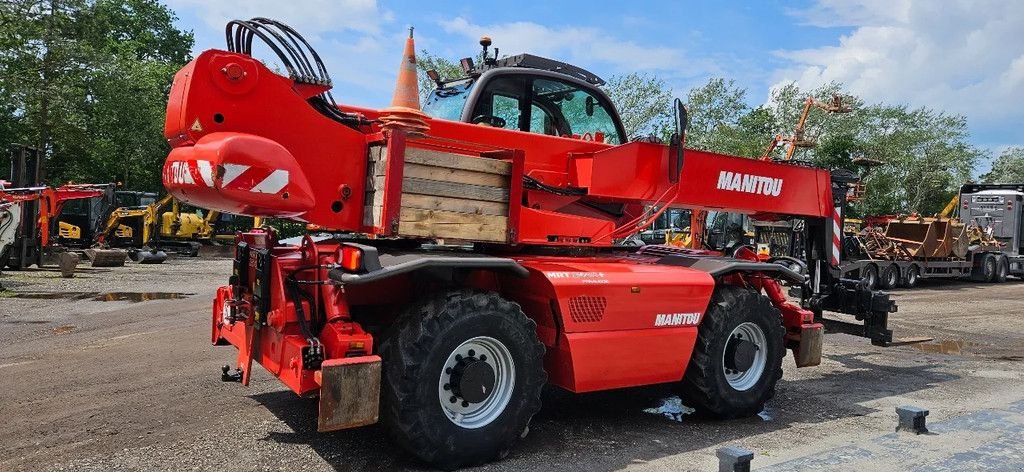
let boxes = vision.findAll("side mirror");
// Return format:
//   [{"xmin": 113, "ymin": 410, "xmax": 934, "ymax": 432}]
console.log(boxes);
[{"xmin": 668, "ymin": 98, "xmax": 688, "ymax": 183}]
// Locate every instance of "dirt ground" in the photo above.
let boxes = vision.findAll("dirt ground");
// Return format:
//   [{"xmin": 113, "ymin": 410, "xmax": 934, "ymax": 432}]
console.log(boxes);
[{"xmin": 1, "ymin": 257, "xmax": 1022, "ymax": 471}]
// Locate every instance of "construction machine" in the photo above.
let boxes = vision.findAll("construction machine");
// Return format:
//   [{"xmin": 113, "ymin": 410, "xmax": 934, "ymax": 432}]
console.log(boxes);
[
  {"xmin": 94, "ymin": 192, "xmax": 219, "ymax": 258},
  {"xmin": 0, "ymin": 183, "xmax": 114, "ymax": 269},
  {"xmin": 163, "ymin": 20, "xmax": 900, "ymax": 468}
]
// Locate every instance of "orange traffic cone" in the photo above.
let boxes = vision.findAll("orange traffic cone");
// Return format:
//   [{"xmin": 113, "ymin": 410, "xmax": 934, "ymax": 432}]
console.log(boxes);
[{"xmin": 380, "ymin": 27, "xmax": 430, "ymax": 135}]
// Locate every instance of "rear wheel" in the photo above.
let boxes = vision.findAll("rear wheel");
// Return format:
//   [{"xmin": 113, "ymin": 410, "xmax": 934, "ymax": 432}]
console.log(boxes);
[
  {"xmin": 972, "ymin": 253, "xmax": 997, "ymax": 282},
  {"xmin": 879, "ymin": 264, "xmax": 900, "ymax": 289},
  {"xmin": 678, "ymin": 286, "xmax": 784, "ymax": 418},
  {"xmin": 861, "ymin": 264, "xmax": 879, "ymax": 290},
  {"xmin": 901, "ymin": 264, "xmax": 920, "ymax": 288},
  {"xmin": 380, "ymin": 290, "xmax": 546, "ymax": 469},
  {"xmin": 995, "ymin": 256, "xmax": 1009, "ymax": 283}
]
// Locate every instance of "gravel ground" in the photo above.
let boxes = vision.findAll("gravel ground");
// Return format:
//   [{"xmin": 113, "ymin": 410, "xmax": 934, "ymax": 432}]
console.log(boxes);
[{"xmin": 0, "ymin": 257, "xmax": 1022, "ymax": 471}]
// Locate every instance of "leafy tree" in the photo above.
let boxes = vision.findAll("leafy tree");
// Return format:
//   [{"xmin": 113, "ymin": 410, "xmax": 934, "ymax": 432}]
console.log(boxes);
[
  {"xmin": 415, "ymin": 50, "xmax": 462, "ymax": 103},
  {"xmin": 685, "ymin": 78, "xmax": 749, "ymax": 152},
  {"xmin": 0, "ymin": 0, "xmax": 193, "ymax": 190},
  {"xmin": 982, "ymin": 147, "xmax": 1024, "ymax": 184},
  {"xmin": 604, "ymin": 72, "xmax": 672, "ymax": 139}
]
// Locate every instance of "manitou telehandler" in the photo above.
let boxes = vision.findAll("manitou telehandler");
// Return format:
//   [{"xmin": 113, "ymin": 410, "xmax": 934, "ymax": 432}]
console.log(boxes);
[{"xmin": 163, "ymin": 20, "xmax": 899, "ymax": 469}]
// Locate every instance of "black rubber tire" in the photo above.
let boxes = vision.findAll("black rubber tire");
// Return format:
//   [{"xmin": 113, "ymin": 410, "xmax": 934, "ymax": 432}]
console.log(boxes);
[
  {"xmin": 902, "ymin": 264, "xmax": 920, "ymax": 288},
  {"xmin": 678, "ymin": 286, "xmax": 785, "ymax": 419},
  {"xmin": 379, "ymin": 290, "xmax": 546, "ymax": 470},
  {"xmin": 861, "ymin": 264, "xmax": 879, "ymax": 290},
  {"xmin": 973, "ymin": 253, "xmax": 997, "ymax": 282},
  {"xmin": 995, "ymin": 256, "xmax": 1009, "ymax": 283},
  {"xmin": 879, "ymin": 264, "xmax": 900, "ymax": 290}
]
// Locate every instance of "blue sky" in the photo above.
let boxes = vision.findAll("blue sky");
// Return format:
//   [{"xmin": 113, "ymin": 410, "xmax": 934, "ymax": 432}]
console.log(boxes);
[{"xmin": 165, "ymin": 0, "xmax": 1023, "ymax": 165}]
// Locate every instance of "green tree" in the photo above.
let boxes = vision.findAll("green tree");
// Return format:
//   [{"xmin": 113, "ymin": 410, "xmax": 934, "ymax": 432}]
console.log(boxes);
[
  {"xmin": 415, "ymin": 50, "xmax": 462, "ymax": 103},
  {"xmin": 982, "ymin": 147, "xmax": 1024, "ymax": 183},
  {"xmin": 684, "ymin": 78, "xmax": 749, "ymax": 151},
  {"xmin": 604, "ymin": 72, "xmax": 672, "ymax": 139},
  {"xmin": 0, "ymin": 0, "xmax": 193, "ymax": 190}
]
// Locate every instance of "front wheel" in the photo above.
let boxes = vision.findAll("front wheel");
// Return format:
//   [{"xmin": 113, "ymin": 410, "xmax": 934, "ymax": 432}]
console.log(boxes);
[
  {"xmin": 678, "ymin": 286, "xmax": 785, "ymax": 418},
  {"xmin": 380, "ymin": 290, "xmax": 546, "ymax": 469}
]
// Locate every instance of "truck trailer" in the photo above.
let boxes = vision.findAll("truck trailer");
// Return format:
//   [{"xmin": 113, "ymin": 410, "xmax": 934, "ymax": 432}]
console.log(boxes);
[{"xmin": 838, "ymin": 183, "xmax": 1024, "ymax": 289}]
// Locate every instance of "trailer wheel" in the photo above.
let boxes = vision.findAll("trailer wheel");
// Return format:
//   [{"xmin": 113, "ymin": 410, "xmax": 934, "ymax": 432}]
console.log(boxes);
[
  {"xmin": 678, "ymin": 286, "xmax": 784, "ymax": 419},
  {"xmin": 861, "ymin": 264, "xmax": 879, "ymax": 290},
  {"xmin": 901, "ymin": 264, "xmax": 920, "ymax": 288},
  {"xmin": 973, "ymin": 253, "xmax": 997, "ymax": 282},
  {"xmin": 995, "ymin": 256, "xmax": 1009, "ymax": 283},
  {"xmin": 380, "ymin": 290, "xmax": 546, "ymax": 469},
  {"xmin": 879, "ymin": 264, "xmax": 900, "ymax": 290}
]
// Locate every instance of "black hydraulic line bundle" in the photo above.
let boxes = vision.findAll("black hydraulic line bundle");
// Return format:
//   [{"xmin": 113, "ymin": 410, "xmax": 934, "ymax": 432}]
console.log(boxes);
[{"xmin": 225, "ymin": 18, "xmax": 368, "ymax": 128}]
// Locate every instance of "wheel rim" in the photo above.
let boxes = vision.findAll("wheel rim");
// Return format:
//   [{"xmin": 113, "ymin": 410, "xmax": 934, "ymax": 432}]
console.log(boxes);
[
  {"xmin": 908, "ymin": 267, "xmax": 918, "ymax": 284},
  {"xmin": 864, "ymin": 269, "xmax": 876, "ymax": 288},
  {"xmin": 722, "ymin": 322, "xmax": 768, "ymax": 391},
  {"xmin": 437, "ymin": 336, "xmax": 515, "ymax": 429}
]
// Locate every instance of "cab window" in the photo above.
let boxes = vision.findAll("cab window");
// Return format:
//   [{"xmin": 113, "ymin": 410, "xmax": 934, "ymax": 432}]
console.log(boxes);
[
  {"xmin": 532, "ymin": 78, "xmax": 621, "ymax": 144},
  {"xmin": 470, "ymin": 74, "xmax": 623, "ymax": 144}
]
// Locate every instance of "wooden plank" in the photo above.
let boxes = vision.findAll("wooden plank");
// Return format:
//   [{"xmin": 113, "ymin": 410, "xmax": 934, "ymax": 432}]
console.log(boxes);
[
  {"xmin": 403, "ymin": 177, "xmax": 509, "ymax": 203},
  {"xmin": 398, "ymin": 207, "xmax": 508, "ymax": 242},
  {"xmin": 405, "ymin": 147, "xmax": 512, "ymax": 175},
  {"xmin": 401, "ymin": 194, "xmax": 508, "ymax": 216},
  {"xmin": 403, "ymin": 163, "xmax": 509, "ymax": 188},
  {"xmin": 368, "ymin": 145, "xmax": 386, "ymax": 162}
]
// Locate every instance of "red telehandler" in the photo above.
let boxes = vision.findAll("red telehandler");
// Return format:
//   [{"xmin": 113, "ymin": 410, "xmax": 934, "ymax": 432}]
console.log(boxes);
[{"xmin": 162, "ymin": 19, "xmax": 898, "ymax": 468}]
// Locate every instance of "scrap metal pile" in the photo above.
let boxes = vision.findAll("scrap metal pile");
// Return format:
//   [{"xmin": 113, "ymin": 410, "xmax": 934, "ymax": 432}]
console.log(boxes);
[{"xmin": 850, "ymin": 217, "xmax": 1002, "ymax": 261}]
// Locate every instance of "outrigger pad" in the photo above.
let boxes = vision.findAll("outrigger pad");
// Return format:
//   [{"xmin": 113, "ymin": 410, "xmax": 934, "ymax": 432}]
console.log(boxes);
[{"xmin": 317, "ymin": 355, "xmax": 382, "ymax": 432}]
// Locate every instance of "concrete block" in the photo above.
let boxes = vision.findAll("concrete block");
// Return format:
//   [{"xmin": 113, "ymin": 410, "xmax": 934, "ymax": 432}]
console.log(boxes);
[
  {"xmin": 717, "ymin": 446, "xmax": 754, "ymax": 472},
  {"xmin": 896, "ymin": 405, "xmax": 929, "ymax": 434}
]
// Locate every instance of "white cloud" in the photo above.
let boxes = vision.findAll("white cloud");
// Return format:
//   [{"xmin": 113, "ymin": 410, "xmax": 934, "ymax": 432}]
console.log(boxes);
[
  {"xmin": 166, "ymin": 0, "xmax": 391, "ymax": 35},
  {"xmin": 773, "ymin": 0, "xmax": 1024, "ymax": 131},
  {"xmin": 167, "ymin": 0, "xmax": 400, "ymax": 107},
  {"xmin": 438, "ymin": 17, "xmax": 694, "ymax": 75}
]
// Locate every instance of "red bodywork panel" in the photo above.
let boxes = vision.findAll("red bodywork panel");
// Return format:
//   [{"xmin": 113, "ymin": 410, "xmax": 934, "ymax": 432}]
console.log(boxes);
[{"xmin": 502, "ymin": 256, "xmax": 715, "ymax": 391}]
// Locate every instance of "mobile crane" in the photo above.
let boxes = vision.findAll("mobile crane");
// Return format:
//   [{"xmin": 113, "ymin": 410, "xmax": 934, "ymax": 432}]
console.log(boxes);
[{"xmin": 162, "ymin": 20, "xmax": 897, "ymax": 468}]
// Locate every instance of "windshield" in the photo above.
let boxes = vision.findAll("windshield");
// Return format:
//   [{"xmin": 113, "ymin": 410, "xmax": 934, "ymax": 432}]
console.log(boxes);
[{"xmin": 422, "ymin": 79, "xmax": 473, "ymax": 121}]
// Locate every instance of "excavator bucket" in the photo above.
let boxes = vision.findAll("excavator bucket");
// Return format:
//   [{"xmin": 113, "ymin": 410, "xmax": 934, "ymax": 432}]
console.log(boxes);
[
  {"xmin": 885, "ymin": 220, "xmax": 937, "ymax": 258},
  {"xmin": 84, "ymin": 248, "xmax": 128, "ymax": 267},
  {"xmin": 950, "ymin": 220, "xmax": 969, "ymax": 258},
  {"xmin": 930, "ymin": 219, "xmax": 954, "ymax": 258}
]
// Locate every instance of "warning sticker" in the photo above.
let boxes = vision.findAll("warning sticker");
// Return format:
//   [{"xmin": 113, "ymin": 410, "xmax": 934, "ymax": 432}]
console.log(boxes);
[{"xmin": 190, "ymin": 118, "xmax": 203, "ymax": 132}]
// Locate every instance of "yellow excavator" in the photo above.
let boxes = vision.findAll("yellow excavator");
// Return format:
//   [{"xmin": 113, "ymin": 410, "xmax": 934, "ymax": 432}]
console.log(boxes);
[{"xmin": 95, "ymin": 193, "xmax": 219, "ymax": 258}]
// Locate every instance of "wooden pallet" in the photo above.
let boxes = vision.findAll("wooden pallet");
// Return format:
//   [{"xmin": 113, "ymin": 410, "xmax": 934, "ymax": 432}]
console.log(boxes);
[{"xmin": 365, "ymin": 145, "xmax": 512, "ymax": 242}]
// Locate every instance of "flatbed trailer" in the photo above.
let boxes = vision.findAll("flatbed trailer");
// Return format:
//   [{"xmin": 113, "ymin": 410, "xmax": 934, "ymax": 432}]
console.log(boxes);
[{"xmin": 838, "ymin": 183, "xmax": 1024, "ymax": 289}]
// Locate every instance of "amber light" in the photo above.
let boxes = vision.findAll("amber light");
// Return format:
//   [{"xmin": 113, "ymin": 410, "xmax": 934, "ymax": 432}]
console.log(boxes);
[{"xmin": 340, "ymin": 246, "xmax": 363, "ymax": 272}]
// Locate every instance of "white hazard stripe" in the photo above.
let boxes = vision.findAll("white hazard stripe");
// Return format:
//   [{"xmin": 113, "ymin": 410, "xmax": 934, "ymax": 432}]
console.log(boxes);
[
  {"xmin": 196, "ymin": 160, "xmax": 214, "ymax": 187},
  {"xmin": 220, "ymin": 163, "xmax": 249, "ymax": 187},
  {"xmin": 250, "ymin": 169, "xmax": 289, "ymax": 194}
]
